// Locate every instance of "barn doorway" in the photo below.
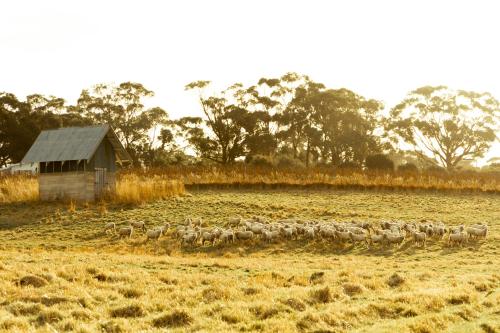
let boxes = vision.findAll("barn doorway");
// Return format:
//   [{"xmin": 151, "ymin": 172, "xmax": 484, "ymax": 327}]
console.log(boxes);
[{"xmin": 95, "ymin": 168, "xmax": 107, "ymax": 199}]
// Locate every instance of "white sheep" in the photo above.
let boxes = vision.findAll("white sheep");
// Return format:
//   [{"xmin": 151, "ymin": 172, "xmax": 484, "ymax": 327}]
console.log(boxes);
[
  {"xmin": 466, "ymin": 226, "xmax": 487, "ymax": 240},
  {"xmin": 235, "ymin": 230, "xmax": 254, "ymax": 241},
  {"xmin": 104, "ymin": 222, "xmax": 116, "ymax": 234},
  {"xmin": 410, "ymin": 231, "xmax": 426, "ymax": 247},
  {"xmin": 181, "ymin": 232, "xmax": 199, "ymax": 246},
  {"xmin": 369, "ymin": 234, "xmax": 385, "ymax": 246},
  {"xmin": 118, "ymin": 226, "xmax": 134, "ymax": 238},
  {"xmin": 220, "ymin": 230, "xmax": 235, "ymax": 244},
  {"xmin": 146, "ymin": 228, "xmax": 163, "ymax": 241},
  {"xmin": 384, "ymin": 233, "xmax": 405, "ymax": 246},
  {"xmin": 349, "ymin": 232, "xmax": 369, "ymax": 246},
  {"xmin": 200, "ymin": 231, "xmax": 218, "ymax": 245},
  {"xmin": 448, "ymin": 232, "xmax": 467, "ymax": 247},
  {"xmin": 131, "ymin": 221, "xmax": 146, "ymax": 232}
]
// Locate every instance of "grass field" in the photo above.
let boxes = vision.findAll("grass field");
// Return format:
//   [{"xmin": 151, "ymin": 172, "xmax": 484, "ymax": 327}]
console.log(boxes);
[{"xmin": 0, "ymin": 190, "xmax": 499, "ymax": 332}]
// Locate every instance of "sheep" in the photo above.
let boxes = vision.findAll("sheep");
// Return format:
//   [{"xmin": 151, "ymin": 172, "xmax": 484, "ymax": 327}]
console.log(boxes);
[
  {"xmin": 349, "ymin": 232, "xmax": 369, "ymax": 247},
  {"xmin": 220, "ymin": 230, "xmax": 235, "ymax": 244},
  {"xmin": 145, "ymin": 228, "xmax": 163, "ymax": 241},
  {"xmin": 347, "ymin": 226, "xmax": 365, "ymax": 235},
  {"xmin": 448, "ymin": 232, "xmax": 467, "ymax": 247},
  {"xmin": 303, "ymin": 227, "xmax": 315, "ymax": 240},
  {"xmin": 410, "ymin": 231, "xmax": 426, "ymax": 247},
  {"xmin": 334, "ymin": 230, "xmax": 351, "ymax": 243},
  {"xmin": 235, "ymin": 230, "xmax": 254, "ymax": 241},
  {"xmin": 448, "ymin": 225, "xmax": 464, "ymax": 234},
  {"xmin": 262, "ymin": 230, "xmax": 280, "ymax": 243},
  {"xmin": 161, "ymin": 222, "xmax": 170, "ymax": 233},
  {"xmin": 200, "ymin": 231, "xmax": 218, "ymax": 245},
  {"xmin": 369, "ymin": 234, "xmax": 385, "ymax": 246},
  {"xmin": 104, "ymin": 222, "xmax": 116, "ymax": 234},
  {"xmin": 131, "ymin": 221, "xmax": 146, "ymax": 232},
  {"xmin": 432, "ymin": 225, "xmax": 446, "ymax": 238},
  {"xmin": 279, "ymin": 227, "xmax": 295, "ymax": 240},
  {"xmin": 181, "ymin": 232, "xmax": 199, "ymax": 246},
  {"xmin": 191, "ymin": 217, "xmax": 203, "ymax": 227},
  {"xmin": 118, "ymin": 226, "xmax": 134, "ymax": 238},
  {"xmin": 384, "ymin": 233, "xmax": 405, "ymax": 246},
  {"xmin": 466, "ymin": 227, "xmax": 487, "ymax": 240},
  {"xmin": 226, "ymin": 216, "xmax": 242, "ymax": 227}
]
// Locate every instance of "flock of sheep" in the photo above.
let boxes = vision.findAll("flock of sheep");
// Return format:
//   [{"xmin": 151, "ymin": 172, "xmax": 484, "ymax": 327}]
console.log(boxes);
[{"xmin": 103, "ymin": 216, "xmax": 489, "ymax": 249}]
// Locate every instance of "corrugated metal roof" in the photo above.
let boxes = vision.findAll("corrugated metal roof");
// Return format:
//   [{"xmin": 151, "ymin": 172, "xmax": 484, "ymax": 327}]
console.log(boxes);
[{"xmin": 21, "ymin": 125, "xmax": 131, "ymax": 163}]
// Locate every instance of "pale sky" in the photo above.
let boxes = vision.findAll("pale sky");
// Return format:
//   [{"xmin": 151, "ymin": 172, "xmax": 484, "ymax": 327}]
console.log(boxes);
[{"xmin": 1, "ymin": 0, "xmax": 499, "ymax": 162}]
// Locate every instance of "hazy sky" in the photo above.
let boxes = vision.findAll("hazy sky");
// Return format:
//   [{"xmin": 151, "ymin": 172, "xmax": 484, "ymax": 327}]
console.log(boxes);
[{"xmin": 1, "ymin": 0, "xmax": 499, "ymax": 161}]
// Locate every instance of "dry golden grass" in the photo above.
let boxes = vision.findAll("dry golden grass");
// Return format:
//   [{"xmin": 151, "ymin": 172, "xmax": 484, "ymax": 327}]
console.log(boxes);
[
  {"xmin": 0, "ymin": 175, "xmax": 38, "ymax": 203},
  {"xmin": 0, "ymin": 174, "xmax": 185, "ymax": 204},
  {"xmin": 112, "ymin": 174, "xmax": 185, "ymax": 204},
  {"xmin": 132, "ymin": 165, "xmax": 500, "ymax": 193},
  {"xmin": 0, "ymin": 189, "xmax": 499, "ymax": 332}
]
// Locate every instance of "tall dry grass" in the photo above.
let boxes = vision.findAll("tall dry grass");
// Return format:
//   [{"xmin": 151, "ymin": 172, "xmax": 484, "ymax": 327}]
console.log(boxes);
[
  {"xmin": 113, "ymin": 174, "xmax": 185, "ymax": 204},
  {"xmin": 130, "ymin": 165, "xmax": 500, "ymax": 193},
  {"xmin": 0, "ymin": 176, "xmax": 38, "ymax": 203},
  {"xmin": 0, "ymin": 174, "xmax": 185, "ymax": 204}
]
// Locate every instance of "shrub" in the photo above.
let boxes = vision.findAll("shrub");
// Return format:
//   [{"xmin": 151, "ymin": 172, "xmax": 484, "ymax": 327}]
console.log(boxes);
[
  {"xmin": 109, "ymin": 304, "xmax": 144, "ymax": 318},
  {"xmin": 152, "ymin": 310, "xmax": 192, "ymax": 328},
  {"xmin": 342, "ymin": 283, "xmax": 363, "ymax": 296},
  {"xmin": 387, "ymin": 273, "xmax": 405, "ymax": 287},
  {"xmin": 365, "ymin": 154, "xmax": 394, "ymax": 171},
  {"xmin": 247, "ymin": 155, "xmax": 274, "ymax": 168},
  {"xmin": 36, "ymin": 309, "xmax": 64, "ymax": 325},
  {"xmin": 398, "ymin": 163, "xmax": 419, "ymax": 173},
  {"xmin": 18, "ymin": 275, "xmax": 48, "ymax": 288},
  {"xmin": 309, "ymin": 286, "xmax": 332, "ymax": 304},
  {"xmin": 276, "ymin": 155, "xmax": 304, "ymax": 169}
]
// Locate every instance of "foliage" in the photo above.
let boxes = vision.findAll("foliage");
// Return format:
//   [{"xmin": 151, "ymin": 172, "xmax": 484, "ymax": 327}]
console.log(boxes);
[
  {"xmin": 365, "ymin": 154, "xmax": 395, "ymax": 171},
  {"xmin": 0, "ymin": 93, "xmax": 91, "ymax": 166},
  {"xmin": 72, "ymin": 82, "xmax": 168, "ymax": 165},
  {"xmin": 386, "ymin": 86, "xmax": 500, "ymax": 170}
]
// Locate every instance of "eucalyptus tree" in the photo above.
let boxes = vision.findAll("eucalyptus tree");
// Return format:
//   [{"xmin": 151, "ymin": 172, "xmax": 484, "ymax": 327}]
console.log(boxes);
[{"xmin": 387, "ymin": 86, "xmax": 499, "ymax": 170}]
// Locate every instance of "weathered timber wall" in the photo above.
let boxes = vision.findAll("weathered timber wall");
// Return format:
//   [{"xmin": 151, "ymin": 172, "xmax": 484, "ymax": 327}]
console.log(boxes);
[{"xmin": 39, "ymin": 172, "xmax": 95, "ymax": 201}]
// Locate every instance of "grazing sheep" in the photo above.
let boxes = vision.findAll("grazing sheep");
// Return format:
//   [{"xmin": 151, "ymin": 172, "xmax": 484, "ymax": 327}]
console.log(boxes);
[
  {"xmin": 369, "ymin": 234, "xmax": 385, "ymax": 246},
  {"xmin": 118, "ymin": 226, "xmax": 134, "ymax": 239},
  {"xmin": 410, "ymin": 231, "xmax": 426, "ymax": 247},
  {"xmin": 448, "ymin": 225, "xmax": 465, "ymax": 234},
  {"xmin": 279, "ymin": 227, "xmax": 295, "ymax": 240},
  {"xmin": 466, "ymin": 227, "xmax": 487, "ymax": 240},
  {"xmin": 181, "ymin": 232, "xmax": 199, "ymax": 246},
  {"xmin": 161, "ymin": 223, "xmax": 170, "ymax": 233},
  {"xmin": 349, "ymin": 232, "xmax": 369, "ymax": 247},
  {"xmin": 146, "ymin": 228, "xmax": 163, "ymax": 241},
  {"xmin": 335, "ymin": 230, "xmax": 351, "ymax": 243},
  {"xmin": 384, "ymin": 233, "xmax": 405, "ymax": 247},
  {"xmin": 432, "ymin": 225, "xmax": 446, "ymax": 238},
  {"xmin": 347, "ymin": 227, "xmax": 365, "ymax": 235},
  {"xmin": 235, "ymin": 230, "xmax": 254, "ymax": 241},
  {"xmin": 448, "ymin": 232, "xmax": 467, "ymax": 247},
  {"xmin": 104, "ymin": 222, "xmax": 116, "ymax": 234},
  {"xmin": 220, "ymin": 230, "xmax": 235, "ymax": 244},
  {"xmin": 227, "ymin": 216, "xmax": 242, "ymax": 227},
  {"xmin": 131, "ymin": 221, "xmax": 146, "ymax": 232},
  {"xmin": 191, "ymin": 218, "xmax": 203, "ymax": 227},
  {"xmin": 262, "ymin": 230, "xmax": 280, "ymax": 243},
  {"xmin": 200, "ymin": 231, "xmax": 218, "ymax": 245},
  {"xmin": 303, "ymin": 227, "xmax": 315, "ymax": 240}
]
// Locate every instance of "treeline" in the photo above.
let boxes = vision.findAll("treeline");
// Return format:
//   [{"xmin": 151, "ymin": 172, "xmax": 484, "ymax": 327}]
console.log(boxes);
[{"xmin": 1, "ymin": 73, "xmax": 499, "ymax": 171}]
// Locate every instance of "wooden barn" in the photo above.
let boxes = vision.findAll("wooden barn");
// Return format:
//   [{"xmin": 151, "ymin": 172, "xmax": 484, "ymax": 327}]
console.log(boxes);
[{"xmin": 21, "ymin": 125, "xmax": 131, "ymax": 201}]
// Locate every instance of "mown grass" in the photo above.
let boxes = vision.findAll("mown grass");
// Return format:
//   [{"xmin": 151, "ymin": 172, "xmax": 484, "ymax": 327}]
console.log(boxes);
[{"xmin": 0, "ymin": 190, "xmax": 499, "ymax": 332}]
